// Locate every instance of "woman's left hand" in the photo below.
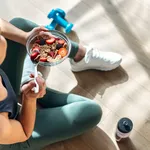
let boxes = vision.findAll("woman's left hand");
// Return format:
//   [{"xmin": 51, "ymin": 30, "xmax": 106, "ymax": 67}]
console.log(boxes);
[{"xmin": 25, "ymin": 26, "xmax": 50, "ymax": 44}]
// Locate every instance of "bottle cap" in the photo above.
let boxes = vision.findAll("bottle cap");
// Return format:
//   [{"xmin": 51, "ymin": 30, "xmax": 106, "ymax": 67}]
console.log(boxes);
[{"xmin": 117, "ymin": 118, "xmax": 133, "ymax": 133}]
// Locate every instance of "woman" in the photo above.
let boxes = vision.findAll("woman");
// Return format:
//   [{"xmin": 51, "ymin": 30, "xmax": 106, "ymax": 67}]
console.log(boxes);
[{"xmin": 0, "ymin": 17, "xmax": 121, "ymax": 150}]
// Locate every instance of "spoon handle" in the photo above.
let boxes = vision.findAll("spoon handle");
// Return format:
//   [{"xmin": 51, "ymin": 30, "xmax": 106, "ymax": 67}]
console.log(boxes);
[{"xmin": 34, "ymin": 64, "xmax": 39, "ymax": 93}]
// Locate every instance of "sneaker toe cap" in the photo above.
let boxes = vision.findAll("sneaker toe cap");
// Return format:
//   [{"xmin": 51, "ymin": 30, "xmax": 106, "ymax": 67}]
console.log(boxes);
[{"xmin": 111, "ymin": 53, "xmax": 122, "ymax": 64}]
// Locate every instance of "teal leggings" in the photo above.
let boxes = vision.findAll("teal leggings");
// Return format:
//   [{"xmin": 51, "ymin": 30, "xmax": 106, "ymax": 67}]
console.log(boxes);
[{"xmin": 0, "ymin": 18, "xmax": 102, "ymax": 150}]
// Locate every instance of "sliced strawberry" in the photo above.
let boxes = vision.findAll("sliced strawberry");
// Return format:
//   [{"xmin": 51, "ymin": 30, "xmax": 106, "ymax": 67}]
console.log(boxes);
[
  {"xmin": 53, "ymin": 36, "xmax": 60, "ymax": 40},
  {"xmin": 48, "ymin": 51, "xmax": 55, "ymax": 58},
  {"xmin": 58, "ymin": 39, "xmax": 65, "ymax": 45},
  {"xmin": 58, "ymin": 48, "xmax": 68, "ymax": 57},
  {"xmin": 35, "ymin": 40, "xmax": 40, "ymax": 44},
  {"xmin": 50, "ymin": 36, "xmax": 60, "ymax": 40},
  {"xmin": 46, "ymin": 38, "xmax": 55, "ymax": 44},
  {"xmin": 32, "ymin": 50, "xmax": 40, "ymax": 54},
  {"xmin": 30, "ymin": 52, "xmax": 40, "ymax": 60},
  {"xmin": 32, "ymin": 43, "xmax": 40, "ymax": 48},
  {"xmin": 32, "ymin": 46, "xmax": 40, "ymax": 51},
  {"xmin": 39, "ymin": 57, "xmax": 47, "ymax": 62}
]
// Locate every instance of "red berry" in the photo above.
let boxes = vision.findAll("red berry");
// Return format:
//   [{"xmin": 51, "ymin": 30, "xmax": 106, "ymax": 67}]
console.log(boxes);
[
  {"xmin": 39, "ymin": 57, "xmax": 47, "ymax": 62},
  {"xmin": 58, "ymin": 39, "xmax": 65, "ymax": 45},
  {"xmin": 35, "ymin": 40, "xmax": 40, "ymax": 44},
  {"xmin": 32, "ymin": 46, "xmax": 40, "ymax": 51},
  {"xmin": 30, "ymin": 52, "xmax": 39, "ymax": 60},
  {"xmin": 32, "ymin": 50, "xmax": 40, "ymax": 54},
  {"xmin": 48, "ymin": 51, "xmax": 55, "ymax": 57},
  {"xmin": 46, "ymin": 38, "xmax": 55, "ymax": 44},
  {"xmin": 53, "ymin": 36, "xmax": 60, "ymax": 40}
]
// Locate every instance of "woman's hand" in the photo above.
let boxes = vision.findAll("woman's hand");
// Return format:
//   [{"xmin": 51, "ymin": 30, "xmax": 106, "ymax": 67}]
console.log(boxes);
[
  {"xmin": 25, "ymin": 26, "xmax": 52, "ymax": 45},
  {"xmin": 21, "ymin": 76, "xmax": 46, "ymax": 101},
  {"xmin": 0, "ymin": 19, "xmax": 51, "ymax": 46}
]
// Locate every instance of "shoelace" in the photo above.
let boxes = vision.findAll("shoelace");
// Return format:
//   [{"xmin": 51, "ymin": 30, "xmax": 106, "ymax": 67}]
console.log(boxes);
[
  {"xmin": 85, "ymin": 45, "xmax": 111, "ymax": 64},
  {"xmin": 90, "ymin": 48, "xmax": 101, "ymax": 58},
  {"xmin": 85, "ymin": 46, "xmax": 101, "ymax": 63}
]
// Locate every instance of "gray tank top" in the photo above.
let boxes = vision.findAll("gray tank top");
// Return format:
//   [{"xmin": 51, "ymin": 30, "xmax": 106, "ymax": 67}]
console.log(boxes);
[{"xmin": 0, "ymin": 68, "xmax": 18, "ymax": 119}]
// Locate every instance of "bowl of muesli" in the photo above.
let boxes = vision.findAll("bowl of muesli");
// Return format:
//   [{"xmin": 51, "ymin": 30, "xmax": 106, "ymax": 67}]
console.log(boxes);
[{"xmin": 26, "ymin": 30, "xmax": 71, "ymax": 66}]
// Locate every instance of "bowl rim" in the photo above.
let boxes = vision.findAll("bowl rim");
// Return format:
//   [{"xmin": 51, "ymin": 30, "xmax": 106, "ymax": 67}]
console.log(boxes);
[{"xmin": 26, "ymin": 30, "xmax": 71, "ymax": 66}]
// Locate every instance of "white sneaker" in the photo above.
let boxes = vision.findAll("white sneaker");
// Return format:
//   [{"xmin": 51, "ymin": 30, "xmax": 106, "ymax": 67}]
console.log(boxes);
[{"xmin": 70, "ymin": 46, "xmax": 122, "ymax": 72}]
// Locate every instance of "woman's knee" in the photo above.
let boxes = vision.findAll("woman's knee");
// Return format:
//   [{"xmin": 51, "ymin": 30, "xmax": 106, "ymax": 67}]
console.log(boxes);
[
  {"xmin": 73, "ymin": 100, "xmax": 102, "ymax": 128},
  {"xmin": 10, "ymin": 17, "xmax": 26, "ymax": 24}
]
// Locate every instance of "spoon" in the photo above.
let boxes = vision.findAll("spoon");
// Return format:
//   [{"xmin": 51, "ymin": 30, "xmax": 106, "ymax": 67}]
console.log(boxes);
[
  {"xmin": 31, "ymin": 61, "xmax": 39, "ymax": 93},
  {"xmin": 33, "ymin": 63, "xmax": 39, "ymax": 93},
  {"xmin": 30, "ymin": 48, "xmax": 40, "ymax": 93}
]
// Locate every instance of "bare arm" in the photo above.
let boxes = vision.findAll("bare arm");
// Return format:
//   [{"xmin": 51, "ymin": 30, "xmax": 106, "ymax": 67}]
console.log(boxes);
[
  {"xmin": 0, "ymin": 77, "xmax": 46, "ymax": 144},
  {"xmin": 18, "ymin": 87, "xmax": 37, "ymax": 139},
  {"xmin": 0, "ymin": 18, "xmax": 27, "ymax": 45},
  {"xmin": 0, "ymin": 18, "xmax": 48, "ymax": 46},
  {"xmin": 0, "ymin": 98, "xmax": 36, "ymax": 144},
  {"xmin": 0, "ymin": 18, "xmax": 27, "ymax": 64}
]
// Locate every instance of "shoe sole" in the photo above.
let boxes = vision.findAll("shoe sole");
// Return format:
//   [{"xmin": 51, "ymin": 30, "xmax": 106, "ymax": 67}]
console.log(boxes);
[{"xmin": 71, "ymin": 65, "xmax": 120, "ymax": 72}]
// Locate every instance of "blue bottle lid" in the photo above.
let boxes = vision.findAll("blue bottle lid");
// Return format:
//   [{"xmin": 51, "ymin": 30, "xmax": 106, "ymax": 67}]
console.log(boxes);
[{"xmin": 117, "ymin": 118, "xmax": 133, "ymax": 133}]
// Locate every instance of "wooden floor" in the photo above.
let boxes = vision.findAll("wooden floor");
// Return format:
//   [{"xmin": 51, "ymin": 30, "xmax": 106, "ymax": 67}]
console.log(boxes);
[{"xmin": 1, "ymin": 0, "xmax": 150, "ymax": 149}]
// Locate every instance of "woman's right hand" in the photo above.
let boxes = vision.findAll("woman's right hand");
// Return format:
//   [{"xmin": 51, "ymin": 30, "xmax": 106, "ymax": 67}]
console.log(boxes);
[{"xmin": 21, "ymin": 76, "xmax": 46, "ymax": 101}]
